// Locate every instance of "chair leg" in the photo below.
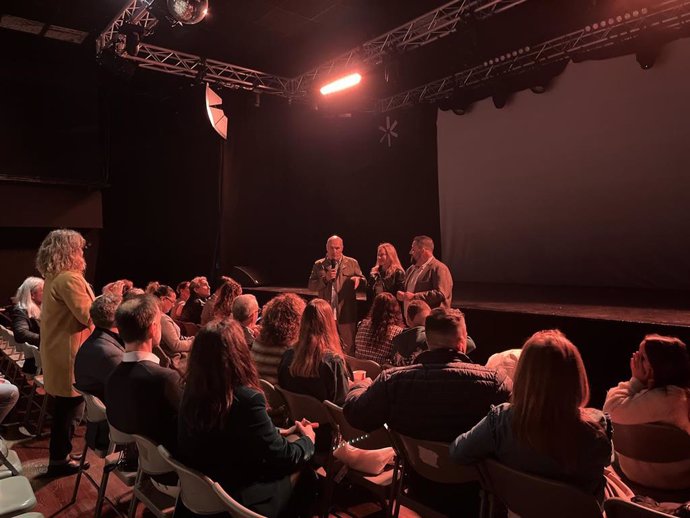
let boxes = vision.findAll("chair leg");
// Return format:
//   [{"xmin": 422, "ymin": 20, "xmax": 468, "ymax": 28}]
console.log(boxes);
[
  {"xmin": 95, "ymin": 467, "xmax": 113, "ymax": 518},
  {"xmin": 127, "ymin": 468, "xmax": 143, "ymax": 518},
  {"xmin": 69, "ymin": 442, "xmax": 90, "ymax": 504}
]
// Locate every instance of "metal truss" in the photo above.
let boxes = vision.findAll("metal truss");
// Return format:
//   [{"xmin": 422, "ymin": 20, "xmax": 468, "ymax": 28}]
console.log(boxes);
[
  {"xmin": 377, "ymin": 0, "xmax": 690, "ymax": 112},
  {"xmin": 98, "ymin": 0, "xmax": 159, "ymax": 51},
  {"xmin": 128, "ymin": 44, "xmax": 293, "ymax": 94},
  {"xmin": 288, "ymin": 0, "xmax": 529, "ymax": 97}
]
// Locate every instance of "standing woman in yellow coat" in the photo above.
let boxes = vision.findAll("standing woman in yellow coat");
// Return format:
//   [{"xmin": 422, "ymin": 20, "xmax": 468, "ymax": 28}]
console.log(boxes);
[{"xmin": 36, "ymin": 229, "xmax": 95, "ymax": 476}]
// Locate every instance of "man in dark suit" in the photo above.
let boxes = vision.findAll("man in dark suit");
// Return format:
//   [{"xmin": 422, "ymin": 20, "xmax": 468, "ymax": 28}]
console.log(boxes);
[
  {"xmin": 105, "ymin": 295, "xmax": 182, "ymax": 452},
  {"xmin": 397, "ymin": 235, "xmax": 453, "ymax": 309},
  {"xmin": 74, "ymin": 294, "xmax": 124, "ymax": 401},
  {"xmin": 308, "ymin": 235, "xmax": 365, "ymax": 352}
]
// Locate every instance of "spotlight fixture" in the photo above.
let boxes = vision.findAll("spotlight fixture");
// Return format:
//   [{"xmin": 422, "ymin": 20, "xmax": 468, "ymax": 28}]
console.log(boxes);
[
  {"xmin": 166, "ymin": 0, "xmax": 209, "ymax": 25},
  {"xmin": 205, "ymin": 84, "xmax": 227, "ymax": 140},
  {"xmin": 319, "ymin": 73, "xmax": 362, "ymax": 96}
]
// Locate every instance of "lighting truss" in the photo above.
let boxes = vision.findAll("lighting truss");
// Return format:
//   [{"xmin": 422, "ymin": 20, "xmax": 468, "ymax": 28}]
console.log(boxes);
[
  {"xmin": 128, "ymin": 44, "xmax": 293, "ymax": 94},
  {"xmin": 98, "ymin": 0, "xmax": 159, "ymax": 52},
  {"xmin": 288, "ymin": 0, "xmax": 530, "ymax": 98},
  {"xmin": 377, "ymin": 0, "xmax": 690, "ymax": 112}
]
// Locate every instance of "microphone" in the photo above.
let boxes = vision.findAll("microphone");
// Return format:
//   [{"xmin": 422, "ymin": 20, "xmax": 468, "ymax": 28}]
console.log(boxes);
[{"xmin": 330, "ymin": 258, "xmax": 337, "ymax": 270}]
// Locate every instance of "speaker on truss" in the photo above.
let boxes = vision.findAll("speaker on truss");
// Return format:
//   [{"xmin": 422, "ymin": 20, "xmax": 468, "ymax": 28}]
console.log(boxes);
[
  {"xmin": 229, "ymin": 266, "xmax": 269, "ymax": 287},
  {"xmin": 205, "ymin": 83, "xmax": 228, "ymax": 140}
]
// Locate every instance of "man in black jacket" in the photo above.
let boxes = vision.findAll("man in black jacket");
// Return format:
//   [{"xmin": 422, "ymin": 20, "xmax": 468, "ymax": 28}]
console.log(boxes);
[
  {"xmin": 74, "ymin": 294, "xmax": 124, "ymax": 401},
  {"xmin": 344, "ymin": 307, "xmax": 511, "ymax": 517},
  {"xmin": 105, "ymin": 295, "xmax": 182, "ymax": 452}
]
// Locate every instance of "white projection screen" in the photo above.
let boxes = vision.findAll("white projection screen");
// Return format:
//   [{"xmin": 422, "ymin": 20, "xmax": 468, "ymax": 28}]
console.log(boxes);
[{"xmin": 437, "ymin": 38, "xmax": 690, "ymax": 290}]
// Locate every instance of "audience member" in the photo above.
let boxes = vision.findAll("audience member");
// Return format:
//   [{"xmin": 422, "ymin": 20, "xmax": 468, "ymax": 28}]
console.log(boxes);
[
  {"xmin": 145, "ymin": 281, "xmax": 160, "ymax": 294},
  {"xmin": 180, "ymin": 276, "xmax": 210, "ymax": 324},
  {"xmin": 105, "ymin": 295, "xmax": 182, "ymax": 452},
  {"xmin": 231, "ymin": 294, "xmax": 260, "ymax": 348},
  {"xmin": 308, "ymin": 235, "xmax": 365, "ymax": 352},
  {"xmin": 171, "ymin": 281, "xmax": 190, "ymax": 320},
  {"xmin": 451, "ymin": 329, "xmax": 615, "ymax": 503},
  {"xmin": 251, "ymin": 293, "xmax": 306, "ymax": 385},
  {"xmin": 485, "ymin": 348, "xmax": 522, "ymax": 382},
  {"xmin": 354, "ymin": 292, "xmax": 404, "ymax": 365},
  {"xmin": 74, "ymin": 294, "xmax": 124, "ymax": 400},
  {"xmin": 367, "ymin": 242, "xmax": 405, "ymax": 301},
  {"xmin": 10, "ymin": 276, "xmax": 43, "ymax": 374},
  {"xmin": 0, "ymin": 379, "xmax": 19, "ymax": 456},
  {"xmin": 152, "ymin": 285, "xmax": 193, "ymax": 375},
  {"xmin": 604, "ymin": 334, "xmax": 690, "ymax": 490},
  {"xmin": 279, "ymin": 299, "xmax": 350, "ymax": 406},
  {"xmin": 209, "ymin": 277, "xmax": 242, "ymax": 322},
  {"xmin": 390, "ymin": 300, "xmax": 431, "ymax": 366},
  {"xmin": 344, "ymin": 307, "xmax": 510, "ymax": 516},
  {"xmin": 397, "ymin": 235, "xmax": 453, "ymax": 310},
  {"xmin": 200, "ymin": 276, "xmax": 242, "ymax": 325},
  {"xmin": 36, "ymin": 229, "xmax": 95, "ymax": 476},
  {"xmin": 177, "ymin": 320, "xmax": 316, "ymax": 518}
]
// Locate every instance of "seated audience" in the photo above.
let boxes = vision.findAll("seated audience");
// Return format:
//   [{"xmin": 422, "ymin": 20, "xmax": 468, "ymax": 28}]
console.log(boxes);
[
  {"xmin": 344, "ymin": 307, "xmax": 511, "ymax": 517},
  {"xmin": 171, "ymin": 281, "xmax": 190, "ymax": 320},
  {"xmin": 0, "ymin": 379, "xmax": 19, "ymax": 456},
  {"xmin": 231, "ymin": 294, "xmax": 260, "ymax": 348},
  {"xmin": 74, "ymin": 294, "xmax": 124, "ymax": 400},
  {"xmin": 105, "ymin": 295, "xmax": 182, "ymax": 452},
  {"xmin": 603, "ymin": 334, "xmax": 690, "ymax": 490},
  {"xmin": 10, "ymin": 276, "xmax": 43, "ymax": 374},
  {"xmin": 367, "ymin": 242, "xmax": 405, "ymax": 300},
  {"xmin": 180, "ymin": 276, "xmax": 210, "ymax": 325},
  {"xmin": 200, "ymin": 276, "xmax": 242, "ymax": 325},
  {"xmin": 391, "ymin": 299, "xmax": 431, "ymax": 366},
  {"xmin": 145, "ymin": 281, "xmax": 160, "ymax": 294},
  {"xmin": 177, "ymin": 320, "xmax": 316, "ymax": 518},
  {"xmin": 251, "ymin": 293, "xmax": 306, "ymax": 385},
  {"xmin": 485, "ymin": 348, "xmax": 522, "ymax": 382},
  {"xmin": 152, "ymin": 285, "xmax": 193, "ymax": 375},
  {"xmin": 354, "ymin": 292, "xmax": 404, "ymax": 365},
  {"xmin": 451, "ymin": 329, "xmax": 615, "ymax": 503},
  {"xmin": 279, "ymin": 299, "xmax": 350, "ymax": 406}
]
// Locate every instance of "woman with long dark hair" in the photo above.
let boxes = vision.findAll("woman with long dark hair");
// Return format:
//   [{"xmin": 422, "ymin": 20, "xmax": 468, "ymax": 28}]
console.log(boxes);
[
  {"xmin": 278, "ymin": 298, "xmax": 350, "ymax": 405},
  {"xmin": 178, "ymin": 320, "xmax": 316, "ymax": 518},
  {"xmin": 354, "ymin": 292, "xmax": 404, "ymax": 365},
  {"xmin": 604, "ymin": 334, "xmax": 690, "ymax": 489},
  {"xmin": 450, "ymin": 330, "xmax": 614, "ymax": 501}
]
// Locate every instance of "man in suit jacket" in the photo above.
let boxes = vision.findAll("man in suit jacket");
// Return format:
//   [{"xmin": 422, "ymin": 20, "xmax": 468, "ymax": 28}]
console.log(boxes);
[
  {"xmin": 105, "ymin": 295, "xmax": 182, "ymax": 452},
  {"xmin": 74, "ymin": 294, "xmax": 125, "ymax": 401},
  {"xmin": 308, "ymin": 235, "xmax": 365, "ymax": 352},
  {"xmin": 397, "ymin": 235, "xmax": 453, "ymax": 310}
]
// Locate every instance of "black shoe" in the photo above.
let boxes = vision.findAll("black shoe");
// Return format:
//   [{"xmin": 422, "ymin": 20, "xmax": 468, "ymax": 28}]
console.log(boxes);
[{"xmin": 46, "ymin": 459, "xmax": 90, "ymax": 477}]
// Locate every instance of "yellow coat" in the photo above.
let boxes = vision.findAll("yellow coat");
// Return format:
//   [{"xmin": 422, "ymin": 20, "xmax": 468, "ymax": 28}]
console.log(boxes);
[{"xmin": 40, "ymin": 271, "xmax": 95, "ymax": 397}]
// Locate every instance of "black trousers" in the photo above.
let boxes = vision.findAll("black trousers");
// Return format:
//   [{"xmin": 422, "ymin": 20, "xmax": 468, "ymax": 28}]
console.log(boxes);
[{"xmin": 49, "ymin": 395, "xmax": 84, "ymax": 462}]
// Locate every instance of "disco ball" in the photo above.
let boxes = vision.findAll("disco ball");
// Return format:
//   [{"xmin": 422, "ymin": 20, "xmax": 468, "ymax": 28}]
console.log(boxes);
[{"xmin": 166, "ymin": 0, "xmax": 208, "ymax": 24}]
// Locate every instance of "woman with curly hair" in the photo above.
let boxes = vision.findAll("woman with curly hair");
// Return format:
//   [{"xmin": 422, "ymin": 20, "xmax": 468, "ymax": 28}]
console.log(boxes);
[
  {"xmin": 36, "ymin": 229, "xmax": 95, "ymax": 476},
  {"xmin": 251, "ymin": 293, "xmax": 306, "ymax": 384},
  {"xmin": 208, "ymin": 277, "xmax": 242, "ymax": 322},
  {"xmin": 354, "ymin": 292, "xmax": 404, "ymax": 365}
]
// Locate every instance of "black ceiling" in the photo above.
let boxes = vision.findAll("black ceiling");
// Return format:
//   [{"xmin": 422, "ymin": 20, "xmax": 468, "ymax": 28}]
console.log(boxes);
[{"xmin": 2, "ymin": 0, "xmax": 685, "ymax": 100}]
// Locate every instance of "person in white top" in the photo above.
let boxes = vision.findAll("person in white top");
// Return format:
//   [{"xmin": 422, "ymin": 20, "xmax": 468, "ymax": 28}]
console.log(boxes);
[{"xmin": 603, "ymin": 334, "xmax": 690, "ymax": 490}]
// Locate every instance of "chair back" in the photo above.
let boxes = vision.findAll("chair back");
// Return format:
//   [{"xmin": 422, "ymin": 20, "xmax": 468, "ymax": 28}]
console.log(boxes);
[
  {"xmin": 612, "ymin": 423, "xmax": 690, "ymax": 463},
  {"xmin": 132, "ymin": 435, "xmax": 174, "ymax": 476},
  {"xmin": 345, "ymin": 355, "xmax": 382, "ymax": 379},
  {"xmin": 75, "ymin": 390, "xmax": 108, "ymax": 424},
  {"xmin": 323, "ymin": 400, "xmax": 390, "ymax": 450},
  {"xmin": 604, "ymin": 498, "xmax": 675, "ymax": 518},
  {"xmin": 26, "ymin": 345, "xmax": 42, "ymax": 373},
  {"xmin": 108, "ymin": 422, "xmax": 135, "ymax": 448},
  {"xmin": 156, "ymin": 445, "xmax": 265, "ymax": 517},
  {"xmin": 478, "ymin": 458, "xmax": 603, "ymax": 518},
  {"xmin": 259, "ymin": 379, "xmax": 287, "ymax": 414},
  {"xmin": 18, "ymin": 343, "xmax": 33, "ymax": 359},
  {"xmin": 389, "ymin": 429, "xmax": 477, "ymax": 484},
  {"xmin": 179, "ymin": 321, "xmax": 201, "ymax": 337},
  {"xmin": 274, "ymin": 386, "xmax": 329, "ymax": 424}
]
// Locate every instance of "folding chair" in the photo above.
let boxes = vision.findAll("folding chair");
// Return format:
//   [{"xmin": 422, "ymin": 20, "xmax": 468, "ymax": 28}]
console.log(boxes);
[
  {"xmin": 604, "ymin": 498, "xmax": 677, "ymax": 518},
  {"xmin": 157, "ymin": 444, "xmax": 266, "ymax": 518},
  {"xmin": 21, "ymin": 345, "xmax": 51, "ymax": 437},
  {"xmin": 0, "ymin": 475, "xmax": 37, "ymax": 517},
  {"xmin": 128, "ymin": 434, "xmax": 178, "ymax": 518},
  {"xmin": 345, "ymin": 355, "xmax": 382, "ymax": 380},
  {"xmin": 478, "ymin": 458, "xmax": 603, "ymax": 518}
]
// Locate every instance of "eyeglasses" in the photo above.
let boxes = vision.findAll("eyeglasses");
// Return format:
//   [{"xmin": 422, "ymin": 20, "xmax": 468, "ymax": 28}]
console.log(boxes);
[{"xmin": 163, "ymin": 296, "xmax": 176, "ymax": 304}]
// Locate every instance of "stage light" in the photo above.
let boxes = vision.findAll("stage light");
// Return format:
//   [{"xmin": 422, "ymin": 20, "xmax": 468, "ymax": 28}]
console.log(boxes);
[
  {"xmin": 319, "ymin": 73, "xmax": 362, "ymax": 96},
  {"xmin": 166, "ymin": 0, "xmax": 208, "ymax": 25},
  {"xmin": 205, "ymin": 84, "xmax": 227, "ymax": 140}
]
